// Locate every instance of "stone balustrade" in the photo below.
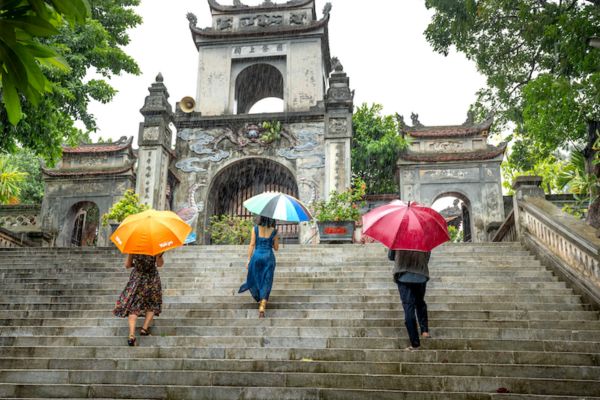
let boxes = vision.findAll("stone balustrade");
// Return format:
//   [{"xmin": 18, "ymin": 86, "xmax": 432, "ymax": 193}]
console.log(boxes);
[
  {"xmin": 495, "ymin": 176, "xmax": 600, "ymax": 308},
  {"xmin": 0, "ymin": 205, "xmax": 40, "ymax": 233}
]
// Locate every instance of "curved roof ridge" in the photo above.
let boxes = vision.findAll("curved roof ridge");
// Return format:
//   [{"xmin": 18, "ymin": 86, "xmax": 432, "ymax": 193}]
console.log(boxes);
[{"xmin": 207, "ymin": 0, "xmax": 314, "ymax": 14}]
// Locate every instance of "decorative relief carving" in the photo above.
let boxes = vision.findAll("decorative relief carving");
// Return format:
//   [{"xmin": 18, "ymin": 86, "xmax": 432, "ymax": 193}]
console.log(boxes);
[
  {"xmin": 428, "ymin": 141, "xmax": 463, "ymax": 152},
  {"xmin": 175, "ymin": 158, "xmax": 209, "ymax": 173},
  {"xmin": 289, "ymin": 12, "xmax": 306, "ymax": 25},
  {"xmin": 0, "ymin": 214, "xmax": 38, "ymax": 227},
  {"xmin": 402, "ymin": 170, "xmax": 417, "ymax": 181},
  {"xmin": 328, "ymin": 118, "xmax": 348, "ymax": 135},
  {"xmin": 216, "ymin": 17, "xmax": 233, "ymax": 30},
  {"xmin": 238, "ymin": 14, "xmax": 282, "ymax": 29},
  {"xmin": 277, "ymin": 128, "xmax": 323, "ymax": 169},
  {"xmin": 328, "ymin": 87, "xmax": 352, "ymax": 101},
  {"xmin": 421, "ymin": 169, "xmax": 468, "ymax": 180},
  {"xmin": 143, "ymin": 127, "xmax": 159, "ymax": 141}
]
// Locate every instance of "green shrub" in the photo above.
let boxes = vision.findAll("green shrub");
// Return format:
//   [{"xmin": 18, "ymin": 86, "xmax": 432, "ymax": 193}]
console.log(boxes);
[
  {"xmin": 101, "ymin": 190, "xmax": 149, "ymax": 226},
  {"xmin": 313, "ymin": 178, "xmax": 366, "ymax": 222},
  {"xmin": 208, "ymin": 215, "xmax": 254, "ymax": 244}
]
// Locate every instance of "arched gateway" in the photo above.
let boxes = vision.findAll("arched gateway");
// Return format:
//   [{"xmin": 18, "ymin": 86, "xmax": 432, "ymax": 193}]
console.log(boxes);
[
  {"xmin": 397, "ymin": 113, "xmax": 506, "ymax": 242},
  {"xmin": 132, "ymin": 0, "xmax": 354, "ymax": 244}
]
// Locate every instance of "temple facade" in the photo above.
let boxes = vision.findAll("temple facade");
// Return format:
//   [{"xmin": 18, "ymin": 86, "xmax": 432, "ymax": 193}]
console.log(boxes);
[{"xmin": 397, "ymin": 113, "xmax": 506, "ymax": 242}]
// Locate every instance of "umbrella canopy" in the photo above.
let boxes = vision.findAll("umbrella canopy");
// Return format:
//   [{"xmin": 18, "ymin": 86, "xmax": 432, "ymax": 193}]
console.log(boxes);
[
  {"xmin": 243, "ymin": 191, "xmax": 312, "ymax": 222},
  {"xmin": 110, "ymin": 209, "xmax": 192, "ymax": 256},
  {"xmin": 362, "ymin": 200, "xmax": 450, "ymax": 251}
]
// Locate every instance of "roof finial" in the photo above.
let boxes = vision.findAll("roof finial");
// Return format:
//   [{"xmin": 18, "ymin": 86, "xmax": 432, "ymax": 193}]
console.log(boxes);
[
  {"xmin": 323, "ymin": 2, "xmax": 332, "ymax": 16},
  {"xmin": 156, "ymin": 72, "xmax": 164, "ymax": 83},
  {"xmin": 410, "ymin": 112, "xmax": 423, "ymax": 127},
  {"xmin": 186, "ymin": 12, "xmax": 197, "ymax": 27}
]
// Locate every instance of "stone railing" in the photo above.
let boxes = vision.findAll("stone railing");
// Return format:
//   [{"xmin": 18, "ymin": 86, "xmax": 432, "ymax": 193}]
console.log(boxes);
[
  {"xmin": 0, "ymin": 227, "xmax": 36, "ymax": 248},
  {"xmin": 501, "ymin": 176, "xmax": 600, "ymax": 308},
  {"xmin": 491, "ymin": 210, "xmax": 516, "ymax": 242},
  {"xmin": 0, "ymin": 205, "xmax": 40, "ymax": 233}
]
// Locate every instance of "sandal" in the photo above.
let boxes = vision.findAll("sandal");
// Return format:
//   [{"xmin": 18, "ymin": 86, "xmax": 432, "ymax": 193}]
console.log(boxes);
[
  {"xmin": 404, "ymin": 346, "xmax": 419, "ymax": 351},
  {"xmin": 140, "ymin": 327, "xmax": 151, "ymax": 336},
  {"xmin": 421, "ymin": 332, "xmax": 431, "ymax": 338},
  {"xmin": 127, "ymin": 335, "xmax": 136, "ymax": 347}
]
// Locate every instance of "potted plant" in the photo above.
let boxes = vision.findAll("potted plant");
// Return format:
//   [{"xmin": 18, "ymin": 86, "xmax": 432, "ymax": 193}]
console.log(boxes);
[
  {"xmin": 101, "ymin": 189, "xmax": 150, "ymax": 233},
  {"xmin": 313, "ymin": 178, "xmax": 366, "ymax": 243}
]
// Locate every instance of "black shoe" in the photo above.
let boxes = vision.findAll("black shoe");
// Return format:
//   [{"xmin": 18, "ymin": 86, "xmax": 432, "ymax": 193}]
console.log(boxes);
[{"xmin": 127, "ymin": 335, "xmax": 136, "ymax": 346}]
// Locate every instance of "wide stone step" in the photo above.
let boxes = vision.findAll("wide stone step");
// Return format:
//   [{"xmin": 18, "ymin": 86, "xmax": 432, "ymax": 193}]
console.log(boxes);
[
  {"xmin": 0, "ymin": 358, "xmax": 597, "ymax": 381},
  {"xmin": 0, "ymin": 369, "xmax": 599, "ymax": 397},
  {"xmin": 2, "ymin": 317, "xmax": 599, "ymax": 331},
  {"xmin": 0, "ymin": 346, "xmax": 597, "ymax": 367},
  {"xmin": 1, "ymin": 326, "xmax": 598, "ymax": 341},
  {"xmin": 0, "ymin": 383, "xmax": 596, "ymax": 400},
  {"xmin": 0, "ymin": 292, "xmax": 581, "ymax": 305},
  {"xmin": 1, "ymin": 336, "xmax": 599, "ymax": 353},
  {"xmin": 0, "ymin": 301, "xmax": 586, "ymax": 312},
  {"xmin": 1, "ymin": 309, "xmax": 595, "ymax": 320}
]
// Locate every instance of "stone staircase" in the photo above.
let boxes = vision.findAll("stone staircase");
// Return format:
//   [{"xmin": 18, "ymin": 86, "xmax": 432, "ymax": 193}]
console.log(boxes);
[{"xmin": 0, "ymin": 243, "xmax": 598, "ymax": 399}]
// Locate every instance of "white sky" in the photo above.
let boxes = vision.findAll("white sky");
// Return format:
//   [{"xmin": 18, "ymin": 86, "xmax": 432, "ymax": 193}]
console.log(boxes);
[{"xmin": 87, "ymin": 0, "xmax": 487, "ymax": 142}]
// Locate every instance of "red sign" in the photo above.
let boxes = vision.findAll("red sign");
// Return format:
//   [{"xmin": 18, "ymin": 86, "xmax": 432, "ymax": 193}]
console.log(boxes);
[{"xmin": 324, "ymin": 227, "xmax": 348, "ymax": 235}]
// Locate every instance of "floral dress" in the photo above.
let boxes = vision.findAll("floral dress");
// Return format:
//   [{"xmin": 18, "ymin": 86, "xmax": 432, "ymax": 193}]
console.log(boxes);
[{"xmin": 113, "ymin": 255, "xmax": 162, "ymax": 317}]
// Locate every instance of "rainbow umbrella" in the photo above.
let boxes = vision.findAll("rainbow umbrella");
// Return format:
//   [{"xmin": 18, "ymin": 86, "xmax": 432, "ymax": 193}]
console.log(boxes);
[{"xmin": 243, "ymin": 192, "xmax": 312, "ymax": 222}]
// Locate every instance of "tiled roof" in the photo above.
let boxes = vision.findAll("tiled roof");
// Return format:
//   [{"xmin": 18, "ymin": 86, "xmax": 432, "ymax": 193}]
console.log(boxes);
[
  {"xmin": 190, "ymin": 14, "xmax": 329, "ymax": 39},
  {"xmin": 42, "ymin": 162, "xmax": 135, "ymax": 177},
  {"xmin": 405, "ymin": 117, "xmax": 493, "ymax": 139},
  {"xmin": 207, "ymin": 0, "xmax": 313, "ymax": 13},
  {"xmin": 399, "ymin": 143, "xmax": 506, "ymax": 163},
  {"xmin": 62, "ymin": 137, "xmax": 133, "ymax": 154}
]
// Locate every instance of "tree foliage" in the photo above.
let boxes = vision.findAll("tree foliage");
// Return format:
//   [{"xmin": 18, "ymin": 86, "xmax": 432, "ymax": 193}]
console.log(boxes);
[
  {"xmin": 425, "ymin": 0, "xmax": 600, "ymax": 227},
  {"xmin": 0, "ymin": 0, "xmax": 142, "ymax": 163},
  {"xmin": 0, "ymin": 156, "xmax": 28, "ymax": 204},
  {"xmin": 352, "ymin": 103, "xmax": 408, "ymax": 194},
  {"xmin": 2, "ymin": 148, "xmax": 44, "ymax": 204}
]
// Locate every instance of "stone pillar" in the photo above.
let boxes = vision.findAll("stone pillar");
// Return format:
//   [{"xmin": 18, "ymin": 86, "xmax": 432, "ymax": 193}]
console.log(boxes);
[
  {"xmin": 136, "ymin": 73, "xmax": 174, "ymax": 210},
  {"xmin": 324, "ymin": 58, "xmax": 353, "ymax": 198},
  {"xmin": 512, "ymin": 175, "xmax": 544, "ymax": 239}
]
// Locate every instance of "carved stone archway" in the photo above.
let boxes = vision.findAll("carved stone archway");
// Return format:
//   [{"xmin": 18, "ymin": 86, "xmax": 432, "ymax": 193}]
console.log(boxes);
[{"xmin": 397, "ymin": 114, "xmax": 506, "ymax": 242}]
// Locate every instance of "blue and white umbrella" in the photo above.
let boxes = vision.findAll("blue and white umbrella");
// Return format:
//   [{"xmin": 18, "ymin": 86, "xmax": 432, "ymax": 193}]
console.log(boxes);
[{"xmin": 243, "ymin": 192, "xmax": 312, "ymax": 222}]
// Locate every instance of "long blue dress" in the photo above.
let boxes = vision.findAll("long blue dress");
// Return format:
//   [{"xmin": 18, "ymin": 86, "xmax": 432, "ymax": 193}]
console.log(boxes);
[{"xmin": 238, "ymin": 226, "xmax": 277, "ymax": 302}]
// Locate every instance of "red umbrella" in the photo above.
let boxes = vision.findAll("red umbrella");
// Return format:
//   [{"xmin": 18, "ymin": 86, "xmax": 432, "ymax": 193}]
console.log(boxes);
[{"xmin": 362, "ymin": 200, "xmax": 450, "ymax": 251}]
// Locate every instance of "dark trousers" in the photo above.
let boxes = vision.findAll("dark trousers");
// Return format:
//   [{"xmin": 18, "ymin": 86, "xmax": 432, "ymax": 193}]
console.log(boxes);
[{"xmin": 397, "ymin": 281, "xmax": 428, "ymax": 347}]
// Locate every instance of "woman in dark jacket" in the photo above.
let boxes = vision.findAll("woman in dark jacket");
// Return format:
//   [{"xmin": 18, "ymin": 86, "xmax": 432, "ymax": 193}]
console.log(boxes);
[{"xmin": 389, "ymin": 249, "xmax": 431, "ymax": 350}]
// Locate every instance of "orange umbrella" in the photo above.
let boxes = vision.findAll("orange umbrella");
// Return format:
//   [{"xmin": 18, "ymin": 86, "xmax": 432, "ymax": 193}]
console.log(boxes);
[{"xmin": 110, "ymin": 209, "xmax": 192, "ymax": 256}]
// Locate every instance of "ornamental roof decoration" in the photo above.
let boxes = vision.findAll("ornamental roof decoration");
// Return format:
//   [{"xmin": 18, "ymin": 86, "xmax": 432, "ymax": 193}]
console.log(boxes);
[
  {"xmin": 399, "ymin": 142, "xmax": 507, "ymax": 163},
  {"xmin": 62, "ymin": 136, "xmax": 134, "ymax": 155},
  {"xmin": 43, "ymin": 136, "xmax": 137, "ymax": 178},
  {"xmin": 207, "ymin": 0, "xmax": 315, "ymax": 15},
  {"xmin": 188, "ymin": 0, "xmax": 330, "ymax": 43},
  {"xmin": 400, "ymin": 112, "xmax": 494, "ymax": 139}
]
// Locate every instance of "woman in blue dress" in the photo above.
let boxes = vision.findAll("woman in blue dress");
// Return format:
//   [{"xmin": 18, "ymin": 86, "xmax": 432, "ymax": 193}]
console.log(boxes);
[{"xmin": 239, "ymin": 216, "xmax": 279, "ymax": 318}]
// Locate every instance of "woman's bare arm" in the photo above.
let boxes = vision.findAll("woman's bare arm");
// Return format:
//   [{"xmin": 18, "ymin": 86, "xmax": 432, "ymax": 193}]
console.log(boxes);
[
  {"xmin": 273, "ymin": 233, "xmax": 279, "ymax": 251},
  {"xmin": 156, "ymin": 253, "xmax": 165, "ymax": 268},
  {"xmin": 246, "ymin": 228, "xmax": 256, "ymax": 267},
  {"xmin": 124, "ymin": 254, "xmax": 133, "ymax": 269}
]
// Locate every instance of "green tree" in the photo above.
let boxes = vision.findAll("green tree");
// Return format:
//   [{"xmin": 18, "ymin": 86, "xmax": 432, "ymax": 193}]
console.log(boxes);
[
  {"xmin": 0, "ymin": 0, "xmax": 141, "ymax": 163},
  {"xmin": 0, "ymin": 0, "xmax": 90, "ymax": 125},
  {"xmin": 352, "ymin": 103, "xmax": 408, "ymax": 194},
  {"xmin": 3, "ymin": 148, "xmax": 44, "ymax": 204},
  {"xmin": 425, "ymin": 0, "xmax": 600, "ymax": 228},
  {"xmin": 0, "ymin": 156, "xmax": 28, "ymax": 204}
]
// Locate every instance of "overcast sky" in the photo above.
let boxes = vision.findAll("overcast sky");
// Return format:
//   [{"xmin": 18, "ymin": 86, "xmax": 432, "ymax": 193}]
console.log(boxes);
[{"xmin": 87, "ymin": 0, "xmax": 487, "ymax": 143}]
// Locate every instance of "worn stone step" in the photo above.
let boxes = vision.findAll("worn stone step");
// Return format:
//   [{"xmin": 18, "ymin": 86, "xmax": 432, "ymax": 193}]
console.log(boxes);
[
  {"xmin": 1, "ymin": 309, "xmax": 595, "ymax": 321},
  {"xmin": 1, "ymin": 325, "xmax": 598, "ymax": 341},
  {"xmin": 1, "ymin": 336, "xmax": 599, "ymax": 353},
  {"xmin": 2, "ymin": 317, "xmax": 599, "ymax": 331},
  {"xmin": 0, "ymin": 369, "xmax": 599, "ymax": 397}
]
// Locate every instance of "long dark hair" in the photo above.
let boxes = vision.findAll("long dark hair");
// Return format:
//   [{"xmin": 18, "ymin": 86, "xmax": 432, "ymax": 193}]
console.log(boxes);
[{"xmin": 258, "ymin": 216, "xmax": 276, "ymax": 228}]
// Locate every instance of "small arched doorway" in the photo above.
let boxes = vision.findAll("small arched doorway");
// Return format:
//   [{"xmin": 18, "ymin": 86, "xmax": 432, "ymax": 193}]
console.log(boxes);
[
  {"xmin": 431, "ymin": 192, "xmax": 472, "ymax": 243},
  {"xmin": 65, "ymin": 201, "xmax": 99, "ymax": 247},
  {"xmin": 206, "ymin": 158, "xmax": 298, "ymax": 243},
  {"xmin": 235, "ymin": 63, "xmax": 284, "ymax": 114}
]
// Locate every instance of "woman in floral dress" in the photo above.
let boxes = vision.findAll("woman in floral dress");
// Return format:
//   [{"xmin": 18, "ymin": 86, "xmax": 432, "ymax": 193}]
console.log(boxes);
[{"xmin": 113, "ymin": 253, "xmax": 164, "ymax": 346}]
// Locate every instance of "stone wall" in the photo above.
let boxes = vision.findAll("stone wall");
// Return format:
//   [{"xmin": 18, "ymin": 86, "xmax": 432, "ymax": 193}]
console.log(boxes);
[{"xmin": 173, "ymin": 118, "xmax": 325, "ymax": 243}]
